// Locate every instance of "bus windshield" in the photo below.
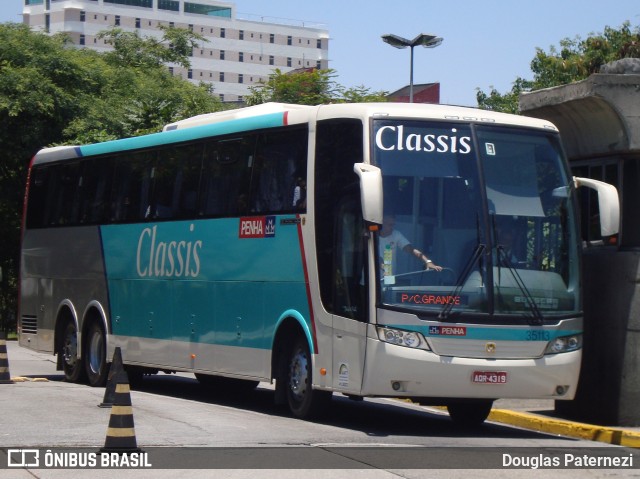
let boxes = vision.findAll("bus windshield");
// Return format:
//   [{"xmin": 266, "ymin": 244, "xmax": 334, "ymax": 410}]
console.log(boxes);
[{"xmin": 373, "ymin": 120, "xmax": 579, "ymax": 321}]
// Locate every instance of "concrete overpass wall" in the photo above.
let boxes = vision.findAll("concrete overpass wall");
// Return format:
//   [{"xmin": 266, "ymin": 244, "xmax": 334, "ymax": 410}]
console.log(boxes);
[{"xmin": 520, "ymin": 68, "xmax": 640, "ymax": 426}]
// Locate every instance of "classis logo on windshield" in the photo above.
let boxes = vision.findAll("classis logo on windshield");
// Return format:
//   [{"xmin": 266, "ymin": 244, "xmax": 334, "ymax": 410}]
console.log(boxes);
[{"xmin": 375, "ymin": 125, "xmax": 472, "ymax": 154}]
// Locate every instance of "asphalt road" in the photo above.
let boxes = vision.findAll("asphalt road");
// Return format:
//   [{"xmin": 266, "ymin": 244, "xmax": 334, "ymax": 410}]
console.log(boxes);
[{"xmin": 1, "ymin": 341, "xmax": 637, "ymax": 478}]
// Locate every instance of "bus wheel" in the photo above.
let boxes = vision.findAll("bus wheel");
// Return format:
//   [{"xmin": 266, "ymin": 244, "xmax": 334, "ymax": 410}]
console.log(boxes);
[
  {"xmin": 84, "ymin": 321, "xmax": 108, "ymax": 387},
  {"xmin": 286, "ymin": 337, "xmax": 331, "ymax": 419},
  {"xmin": 447, "ymin": 400, "xmax": 493, "ymax": 427},
  {"xmin": 61, "ymin": 321, "xmax": 84, "ymax": 383}
]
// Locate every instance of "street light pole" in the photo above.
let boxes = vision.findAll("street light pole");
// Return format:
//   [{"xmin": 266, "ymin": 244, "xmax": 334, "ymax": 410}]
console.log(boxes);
[{"xmin": 381, "ymin": 33, "xmax": 443, "ymax": 103}]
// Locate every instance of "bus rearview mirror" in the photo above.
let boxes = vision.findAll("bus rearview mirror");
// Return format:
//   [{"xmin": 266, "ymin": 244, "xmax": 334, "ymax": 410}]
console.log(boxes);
[
  {"xmin": 574, "ymin": 176, "xmax": 620, "ymax": 237},
  {"xmin": 353, "ymin": 163, "xmax": 383, "ymax": 225}
]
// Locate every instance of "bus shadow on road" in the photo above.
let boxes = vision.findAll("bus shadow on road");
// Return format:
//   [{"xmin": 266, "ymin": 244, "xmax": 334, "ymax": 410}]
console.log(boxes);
[{"xmin": 131, "ymin": 373, "xmax": 570, "ymax": 442}]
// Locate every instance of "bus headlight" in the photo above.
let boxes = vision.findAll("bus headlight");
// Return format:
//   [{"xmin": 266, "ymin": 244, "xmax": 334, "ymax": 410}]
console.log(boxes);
[
  {"xmin": 544, "ymin": 334, "xmax": 582, "ymax": 355},
  {"xmin": 377, "ymin": 327, "xmax": 430, "ymax": 350}
]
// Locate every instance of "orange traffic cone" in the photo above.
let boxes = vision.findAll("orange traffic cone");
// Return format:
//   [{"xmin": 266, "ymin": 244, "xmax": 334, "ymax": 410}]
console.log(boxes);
[
  {"xmin": 99, "ymin": 347, "xmax": 124, "ymax": 408},
  {"xmin": 100, "ymin": 369, "xmax": 141, "ymax": 453},
  {"xmin": 0, "ymin": 332, "xmax": 14, "ymax": 384}
]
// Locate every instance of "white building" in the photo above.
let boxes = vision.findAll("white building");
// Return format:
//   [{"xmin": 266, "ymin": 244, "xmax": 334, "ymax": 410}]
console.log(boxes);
[{"xmin": 22, "ymin": 0, "xmax": 330, "ymax": 102}]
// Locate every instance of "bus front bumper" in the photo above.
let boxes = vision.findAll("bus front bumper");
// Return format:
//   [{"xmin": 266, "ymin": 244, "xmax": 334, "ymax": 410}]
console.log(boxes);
[{"xmin": 360, "ymin": 337, "xmax": 581, "ymax": 401}]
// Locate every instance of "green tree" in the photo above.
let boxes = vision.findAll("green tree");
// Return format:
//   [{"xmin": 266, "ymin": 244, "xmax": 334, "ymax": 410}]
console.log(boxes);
[
  {"xmin": 98, "ymin": 25, "xmax": 205, "ymax": 69},
  {"xmin": 0, "ymin": 23, "xmax": 222, "ymax": 332},
  {"xmin": 336, "ymin": 84, "xmax": 389, "ymax": 103},
  {"xmin": 477, "ymin": 21, "xmax": 640, "ymax": 113},
  {"xmin": 246, "ymin": 68, "xmax": 338, "ymax": 106},
  {"xmin": 246, "ymin": 69, "xmax": 389, "ymax": 106}
]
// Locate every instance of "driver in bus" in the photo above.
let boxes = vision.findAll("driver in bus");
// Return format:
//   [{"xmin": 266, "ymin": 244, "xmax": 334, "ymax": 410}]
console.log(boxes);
[{"xmin": 379, "ymin": 214, "xmax": 443, "ymax": 275}]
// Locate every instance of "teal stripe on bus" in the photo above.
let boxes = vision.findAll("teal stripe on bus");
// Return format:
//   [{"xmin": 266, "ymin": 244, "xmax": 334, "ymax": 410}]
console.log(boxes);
[
  {"xmin": 78, "ymin": 112, "xmax": 287, "ymax": 157},
  {"xmin": 100, "ymin": 217, "xmax": 312, "ymax": 348},
  {"xmin": 393, "ymin": 324, "xmax": 581, "ymax": 342}
]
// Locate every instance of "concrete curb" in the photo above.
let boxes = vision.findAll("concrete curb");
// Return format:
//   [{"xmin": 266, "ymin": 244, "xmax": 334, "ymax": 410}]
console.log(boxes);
[{"xmin": 489, "ymin": 409, "xmax": 640, "ymax": 448}]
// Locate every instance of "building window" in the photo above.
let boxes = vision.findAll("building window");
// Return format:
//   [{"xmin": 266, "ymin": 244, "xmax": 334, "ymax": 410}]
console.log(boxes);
[
  {"xmin": 184, "ymin": 3, "xmax": 231, "ymax": 17},
  {"xmin": 316, "ymin": 61, "xmax": 322, "ymax": 69},
  {"xmin": 169, "ymin": 22, "xmax": 175, "ymax": 28},
  {"xmin": 238, "ymin": 96, "xmax": 243, "ymax": 102},
  {"xmin": 269, "ymin": 55, "xmax": 274, "ymax": 66},
  {"xmin": 287, "ymin": 36, "xmax": 292, "ymax": 46},
  {"xmin": 105, "ymin": 0, "xmax": 152, "ymax": 6},
  {"xmin": 135, "ymin": 18, "xmax": 141, "ymax": 28},
  {"xmin": 239, "ymin": 74, "xmax": 244, "ymax": 84},
  {"xmin": 188, "ymin": 69, "xmax": 193, "ymax": 79},
  {"xmin": 219, "ymin": 72, "xmax": 225, "ymax": 82},
  {"xmin": 158, "ymin": 0, "xmax": 179, "ymax": 11},
  {"xmin": 220, "ymin": 28, "xmax": 225, "ymax": 38},
  {"xmin": 219, "ymin": 94, "xmax": 224, "ymax": 102},
  {"xmin": 317, "ymin": 39, "xmax": 322, "ymax": 49},
  {"xmin": 168, "ymin": 67, "xmax": 174, "ymax": 75},
  {"xmin": 239, "ymin": 30, "xmax": 244, "ymax": 40},
  {"xmin": 287, "ymin": 57, "xmax": 292, "ymax": 67},
  {"xmin": 220, "ymin": 50, "xmax": 225, "ymax": 60},
  {"xmin": 115, "ymin": 15, "xmax": 120, "ymax": 26},
  {"xmin": 45, "ymin": 13, "xmax": 50, "ymax": 32},
  {"xmin": 80, "ymin": 10, "xmax": 85, "ymax": 22},
  {"xmin": 79, "ymin": 34, "xmax": 85, "ymax": 45},
  {"xmin": 270, "ymin": 33, "xmax": 275, "ymax": 44},
  {"xmin": 239, "ymin": 52, "xmax": 244, "ymax": 62}
]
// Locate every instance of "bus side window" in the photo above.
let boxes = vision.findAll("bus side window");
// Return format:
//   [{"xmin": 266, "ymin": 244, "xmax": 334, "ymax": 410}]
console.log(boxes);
[
  {"xmin": 78, "ymin": 157, "xmax": 112, "ymax": 224},
  {"xmin": 314, "ymin": 119, "xmax": 365, "ymax": 319},
  {"xmin": 49, "ymin": 163, "xmax": 81, "ymax": 226},
  {"xmin": 333, "ymin": 197, "xmax": 368, "ymax": 321},
  {"xmin": 200, "ymin": 137, "xmax": 253, "ymax": 217},
  {"xmin": 26, "ymin": 167, "xmax": 51, "ymax": 229},
  {"xmin": 148, "ymin": 144, "xmax": 202, "ymax": 220},
  {"xmin": 251, "ymin": 127, "xmax": 308, "ymax": 214},
  {"xmin": 111, "ymin": 152, "xmax": 154, "ymax": 222}
]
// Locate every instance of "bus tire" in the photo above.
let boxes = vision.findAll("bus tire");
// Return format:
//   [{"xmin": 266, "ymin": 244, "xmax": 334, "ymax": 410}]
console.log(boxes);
[
  {"xmin": 285, "ymin": 337, "xmax": 331, "ymax": 419},
  {"xmin": 447, "ymin": 400, "xmax": 493, "ymax": 427},
  {"xmin": 84, "ymin": 321, "xmax": 108, "ymax": 387},
  {"xmin": 61, "ymin": 320, "xmax": 85, "ymax": 383}
]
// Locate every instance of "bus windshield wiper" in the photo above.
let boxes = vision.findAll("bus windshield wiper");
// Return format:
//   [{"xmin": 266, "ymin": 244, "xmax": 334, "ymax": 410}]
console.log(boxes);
[
  {"xmin": 496, "ymin": 246, "xmax": 544, "ymax": 325},
  {"xmin": 439, "ymin": 243, "xmax": 485, "ymax": 320}
]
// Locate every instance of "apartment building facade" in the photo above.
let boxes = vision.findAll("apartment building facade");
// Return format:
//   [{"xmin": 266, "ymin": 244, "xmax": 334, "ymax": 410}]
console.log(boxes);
[{"xmin": 22, "ymin": 0, "xmax": 330, "ymax": 102}]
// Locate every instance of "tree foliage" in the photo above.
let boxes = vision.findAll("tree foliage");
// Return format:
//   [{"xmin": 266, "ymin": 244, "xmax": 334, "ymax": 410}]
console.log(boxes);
[
  {"xmin": 477, "ymin": 21, "xmax": 640, "ymax": 113},
  {"xmin": 98, "ymin": 25, "xmax": 205, "ymax": 69},
  {"xmin": 0, "ymin": 23, "xmax": 222, "ymax": 331},
  {"xmin": 246, "ymin": 68, "xmax": 389, "ymax": 105}
]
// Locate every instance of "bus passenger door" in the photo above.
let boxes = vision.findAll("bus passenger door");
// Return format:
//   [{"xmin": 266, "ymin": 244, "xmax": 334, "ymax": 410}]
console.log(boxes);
[{"xmin": 331, "ymin": 198, "xmax": 368, "ymax": 394}]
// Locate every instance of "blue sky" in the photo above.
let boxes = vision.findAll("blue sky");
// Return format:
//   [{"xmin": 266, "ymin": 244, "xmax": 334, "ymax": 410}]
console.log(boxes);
[{"xmin": 2, "ymin": 0, "xmax": 638, "ymax": 106}]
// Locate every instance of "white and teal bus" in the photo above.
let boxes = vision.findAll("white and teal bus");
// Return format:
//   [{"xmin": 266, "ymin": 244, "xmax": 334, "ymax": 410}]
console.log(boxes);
[{"xmin": 19, "ymin": 102, "xmax": 619, "ymax": 424}]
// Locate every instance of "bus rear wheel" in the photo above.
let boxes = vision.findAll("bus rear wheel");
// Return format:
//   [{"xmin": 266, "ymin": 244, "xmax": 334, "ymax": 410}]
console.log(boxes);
[
  {"xmin": 61, "ymin": 321, "xmax": 84, "ymax": 383},
  {"xmin": 84, "ymin": 321, "xmax": 108, "ymax": 387},
  {"xmin": 285, "ymin": 337, "xmax": 331, "ymax": 419}
]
